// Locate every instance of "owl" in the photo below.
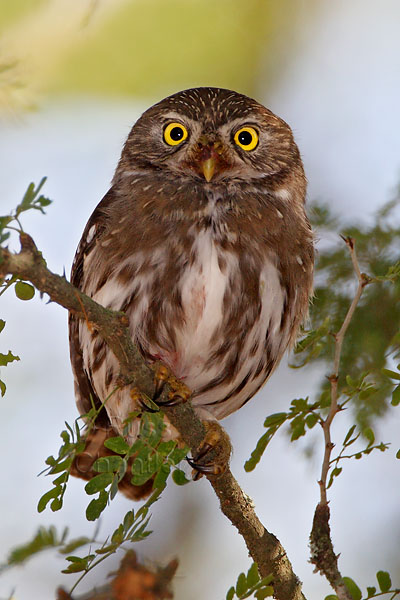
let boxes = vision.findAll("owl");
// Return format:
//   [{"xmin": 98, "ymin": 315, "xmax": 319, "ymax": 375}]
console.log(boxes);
[{"xmin": 69, "ymin": 87, "xmax": 314, "ymax": 498}]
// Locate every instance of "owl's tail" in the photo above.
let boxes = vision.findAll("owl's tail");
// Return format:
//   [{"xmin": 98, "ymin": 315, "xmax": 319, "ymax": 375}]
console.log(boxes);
[{"xmin": 71, "ymin": 426, "xmax": 154, "ymax": 500}]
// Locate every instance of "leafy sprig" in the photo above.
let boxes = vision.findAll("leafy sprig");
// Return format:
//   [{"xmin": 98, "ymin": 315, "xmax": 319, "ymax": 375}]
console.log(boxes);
[
  {"xmin": 0, "ymin": 526, "xmax": 68, "ymax": 573},
  {"xmin": 226, "ymin": 563, "xmax": 274, "ymax": 600},
  {"xmin": 83, "ymin": 411, "xmax": 190, "ymax": 522},
  {"xmin": 0, "ymin": 179, "xmax": 52, "ymax": 397},
  {"xmin": 244, "ymin": 397, "xmax": 320, "ymax": 472},
  {"xmin": 325, "ymin": 571, "xmax": 400, "ymax": 600},
  {"xmin": 0, "ymin": 177, "xmax": 51, "ymax": 242},
  {"xmin": 305, "ymin": 197, "xmax": 400, "ymax": 427},
  {"xmin": 0, "ymin": 319, "xmax": 20, "ymax": 397}
]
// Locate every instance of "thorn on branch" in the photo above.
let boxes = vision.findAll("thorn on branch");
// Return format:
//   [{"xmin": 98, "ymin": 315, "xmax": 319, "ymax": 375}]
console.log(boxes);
[
  {"xmin": 361, "ymin": 272, "xmax": 372, "ymax": 287},
  {"xmin": 339, "ymin": 234, "xmax": 354, "ymax": 249},
  {"xmin": 19, "ymin": 231, "xmax": 37, "ymax": 252}
]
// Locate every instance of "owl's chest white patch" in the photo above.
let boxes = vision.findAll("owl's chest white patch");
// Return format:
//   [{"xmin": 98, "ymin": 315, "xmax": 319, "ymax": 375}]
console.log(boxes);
[{"xmin": 173, "ymin": 229, "xmax": 234, "ymax": 379}]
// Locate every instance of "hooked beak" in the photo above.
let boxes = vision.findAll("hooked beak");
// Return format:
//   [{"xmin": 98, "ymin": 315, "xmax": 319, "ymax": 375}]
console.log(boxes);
[{"xmin": 201, "ymin": 157, "xmax": 216, "ymax": 182}]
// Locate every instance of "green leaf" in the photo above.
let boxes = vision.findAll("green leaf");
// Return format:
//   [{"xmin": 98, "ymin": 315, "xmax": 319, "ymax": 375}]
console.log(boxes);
[
  {"xmin": 391, "ymin": 384, "xmax": 400, "ymax": 406},
  {"xmin": 0, "ymin": 216, "xmax": 12, "ymax": 231},
  {"xmin": 111, "ymin": 524, "xmax": 124, "ymax": 544},
  {"xmin": 59, "ymin": 537, "xmax": 91, "ymax": 555},
  {"xmin": 244, "ymin": 430, "xmax": 274, "ymax": 472},
  {"xmin": 236, "ymin": 572, "xmax": 247, "ymax": 597},
  {"xmin": 366, "ymin": 587, "xmax": 376, "ymax": 598},
  {"xmin": 157, "ymin": 440, "xmax": 176, "ymax": 456},
  {"xmin": 123, "ymin": 510, "xmax": 135, "ymax": 531},
  {"xmin": 6, "ymin": 526, "xmax": 63, "ymax": 566},
  {"xmin": 37, "ymin": 196, "xmax": 52, "ymax": 207},
  {"xmin": 50, "ymin": 497, "xmax": 63, "ymax": 511},
  {"xmin": 86, "ymin": 490, "xmax": 108, "ymax": 521},
  {"xmin": 327, "ymin": 466, "xmax": 342, "ymax": 489},
  {"xmin": 382, "ymin": 368, "xmax": 400, "ymax": 381},
  {"xmin": 290, "ymin": 419, "xmax": 306, "ymax": 441},
  {"xmin": 14, "ymin": 281, "xmax": 35, "ymax": 301},
  {"xmin": 376, "ymin": 570, "xmax": 391, "ymax": 592},
  {"xmin": 344, "ymin": 424, "xmax": 357, "ymax": 445},
  {"xmin": 0, "ymin": 379, "xmax": 6, "ymax": 397},
  {"xmin": 0, "ymin": 350, "xmax": 20, "ymax": 366},
  {"xmin": 93, "ymin": 455, "xmax": 124, "ymax": 473},
  {"xmin": 104, "ymin": 436, "xmax": 130, "ymax": 454},
  {"xmin": 84, "ymin": 472, "xmax": 113, "ymax": 495},
  {"xmin": 246, "ymin": 562, "xmax": 260, "ymax": 587},
  {"xmin": 324, "ymin": 596, "xmax": 338, "ymax": 600},
  {"xmin": 343, "ymin": 577, "xmax": 362, "ymax": 600},
  {"xmin": 169, "ymin": 446, "xmax": 189, "ymax": 465},
  {"xmin": 49, "ymin": 457, "xmax": 73, "ymax": 474},
  {"xmin": 226, "ymin": 587, "xmax": 235, "ymax": 600},
  {"xmin": 263, "ymin": 412, "xmax": 287, "ymax": 427},
  {"xmin": 109, "ymin": 475, "xmax": 119, "ymax": 500},
  {"xmin": 305, "ymin": 413, "xmax": 319, "ymax": 429},
  {"xmin": 37, "ymin": 487, "xmax": 61, "ymax": 513},
  {"xmin": 0, "ymin": 319, "xmax": 5, "ymax": 333},
  {"xmin": 396, "ymin": 448, "xmax": 400, "ymax": 459},
  {"xmin": 363, "ymin": 427, "xmax": 375, "ymax": 446},
  {"xmin": 153, "ymin": 463, "xmax": 170, "ymax": 490},
  {"xmin": 62, "ymin": 560, "xmax": 89, "ymax": 573},
  {"xmin": 95, "ymin": 543, "xmax": 119, "ymax": 555},
  {"xmin": 172, "ymin": 468, "xmax": 190, "ymax": 486}
]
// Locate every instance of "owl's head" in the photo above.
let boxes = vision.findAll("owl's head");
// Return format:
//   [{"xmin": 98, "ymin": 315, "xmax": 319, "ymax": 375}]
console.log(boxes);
[{"xmin": 117, "ymin": 87, "xmax": 302, "ymax": 186}]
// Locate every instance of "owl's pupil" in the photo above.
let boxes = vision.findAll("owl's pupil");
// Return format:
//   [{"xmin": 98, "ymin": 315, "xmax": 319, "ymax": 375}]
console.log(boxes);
[
  {"xmin": 170, "ymin": 127, "xmax": 184, "ymax": 141},
  {"xmin": 238, "ymin": 130, "xmax": 253, "ymax": 146}
]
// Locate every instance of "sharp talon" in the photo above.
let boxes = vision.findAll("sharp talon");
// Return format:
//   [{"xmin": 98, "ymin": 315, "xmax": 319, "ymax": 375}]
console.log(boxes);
[
  {"xmin": 153, "ymin": 364, "xmax": 169, "ymax": 401},
  {"xmin": 130, "ymin": 387, "xmax": 159, "ymax": 413},
  {"xmin": 186, "ymin": 421, "xmax": 231, "ymax": 480},
  {"xmin": 138, "ymin": 399, "xmax": 158, "ymax": 413},
  {"xmin": 186, "ymin": 455, "xmax": 224, "ymax": 477},
  {"xmin": 192, "ymin": 442, "xmax": 213, "ymax": 462},
  {"xmin": 156, "ymin": 394, "xmax": 186, "ymax": 407},
  {"xmin": 167, "ymin": 385, "xmax": 191, "ymax": 406},
  {"xmin": 151, "ymin": 364, "xmax": 192, "ymax": 407}
]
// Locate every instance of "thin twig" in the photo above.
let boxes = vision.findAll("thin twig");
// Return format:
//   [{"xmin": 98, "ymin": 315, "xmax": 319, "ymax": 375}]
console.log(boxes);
[
  {"xmin": 318, "ymin": 237, "xmax": 370, "ymax": 505},
  {"xmin": 0, "ymin": 234, "xmax": 306, "ymax": 600},
  {"xmin": 310, "ymin": 236, "xmax": 370, "ymax": 600}
]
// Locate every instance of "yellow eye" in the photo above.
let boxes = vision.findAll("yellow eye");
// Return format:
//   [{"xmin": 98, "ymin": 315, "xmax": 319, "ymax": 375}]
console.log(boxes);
[
  {"xmin": 163, "ymin": 122, "xmax": 188, "ymax": 146},
  {"xmin": 234, "ymin": 126, "xmax": 259, "ymax": 151}
]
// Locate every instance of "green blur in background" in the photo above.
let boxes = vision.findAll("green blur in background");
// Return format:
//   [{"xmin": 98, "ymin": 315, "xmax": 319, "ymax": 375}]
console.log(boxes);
[{"xmin": 0, "ymin": 0, "xmax": 317, "ymax": 109}]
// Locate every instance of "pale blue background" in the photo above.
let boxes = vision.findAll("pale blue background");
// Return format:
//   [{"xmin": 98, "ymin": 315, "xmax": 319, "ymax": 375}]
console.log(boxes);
[{"xmin": 1, "ymin": 2, "xmax": 400, "ymax": 598}]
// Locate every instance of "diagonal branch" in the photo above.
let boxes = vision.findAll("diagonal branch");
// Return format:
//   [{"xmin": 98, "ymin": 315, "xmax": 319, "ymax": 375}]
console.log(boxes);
[{"xmin": 0, "ymin": 233, "xmax": 306, "ymax": 600}]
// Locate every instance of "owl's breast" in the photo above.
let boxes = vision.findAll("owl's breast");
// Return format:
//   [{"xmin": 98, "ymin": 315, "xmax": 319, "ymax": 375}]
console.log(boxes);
[
  {"xmin": 130, "ymin": 227, "xmax": 289, "ymax": 419},
  {"xmin": 81, "ymin": 221, "xmax": 293, "ymax": 425},
  {"xmin": 162, "ymin": 228, "xmax": 235, "ymax": 385}
]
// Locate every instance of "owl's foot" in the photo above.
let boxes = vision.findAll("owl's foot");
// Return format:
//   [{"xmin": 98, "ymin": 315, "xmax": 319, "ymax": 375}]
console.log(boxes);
[
  {"xmin": 187, "ymin": 420, "xmax": 231, "ymax": 480},
  {"xmin": 130, "ymin": 387, "xmax": 158, "ymax": 413},
  {"xmin": 130, "ymin": 366, "xmax": 191, "ymax": 414},
  {"xmin": 152, "ymin": 364, "xmax": 191, "ymax": 407}
]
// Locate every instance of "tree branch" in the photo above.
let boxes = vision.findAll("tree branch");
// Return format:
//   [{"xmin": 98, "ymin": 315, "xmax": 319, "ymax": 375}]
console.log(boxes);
[
  {"xmin": 0, "ymin": 233, "xmax": 306, "ymax": 600},
  {"xmin": 310, "ymin": 236, "xmax": 370, "ymax": 600}
]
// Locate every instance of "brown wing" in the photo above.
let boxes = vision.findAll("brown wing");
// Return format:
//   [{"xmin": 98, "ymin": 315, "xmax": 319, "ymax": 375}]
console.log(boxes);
[{"xmin": 68, "ymin": 188, "xmax": 116, "ymax": 426}]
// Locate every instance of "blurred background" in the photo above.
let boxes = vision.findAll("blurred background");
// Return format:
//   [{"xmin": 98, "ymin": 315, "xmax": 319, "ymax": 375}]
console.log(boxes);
[{"xmin": 0, "ymin": 1, "xmax": 399, "ymax": 598}]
